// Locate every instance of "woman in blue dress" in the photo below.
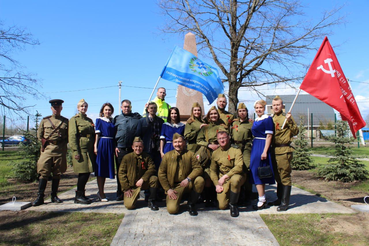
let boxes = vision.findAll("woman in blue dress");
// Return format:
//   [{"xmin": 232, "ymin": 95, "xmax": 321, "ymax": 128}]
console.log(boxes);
[
  {"xmin": 160, "ymin": 107, "xmax": 185, "ymax": 158},
  {"xmin": 94, "ymin": 103, "xmax": 115, "ymax": 202},
  {"xmin": 250, "ymin": 99, "xmax": 275, "ymax": 210}
]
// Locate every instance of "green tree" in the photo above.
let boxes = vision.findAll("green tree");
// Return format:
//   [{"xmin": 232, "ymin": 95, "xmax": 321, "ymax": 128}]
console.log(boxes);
[
  {"xmin": 292, "ymin": 117, "xmax": 315, "ymax": 170},
  {"xmin": 10, "ymin": 112, "xmax": 41, "ymax": 182},
  {"xmin": 317, "ymin": 121, "xmax": 369, "ymax": 182},
  {"xmin": 159, "ymin": 0, "xmax": 343, "ymax": 113}
]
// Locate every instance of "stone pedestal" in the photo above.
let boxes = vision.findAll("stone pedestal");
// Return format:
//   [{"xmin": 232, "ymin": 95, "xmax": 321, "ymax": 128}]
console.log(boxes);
[{"xmin": 176, "ymin": 33, "xmax": 205, "ymax": 121}]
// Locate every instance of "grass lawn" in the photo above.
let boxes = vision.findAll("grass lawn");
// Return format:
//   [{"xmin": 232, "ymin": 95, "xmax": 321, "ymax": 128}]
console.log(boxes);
[
  {"xmin": 0, "ymin": 211, "xmax": 124, "ymax": 246},
  {"xmin": 262, "ymin": 213, "xmax": 369, "ymax": 246},
  {"xmin": 0, "ymin": 151, "xmax": 23, "ymax": 187},
  {"xmin": 311, "ymin": 146, "xmax": 369, "ymax": 158}
]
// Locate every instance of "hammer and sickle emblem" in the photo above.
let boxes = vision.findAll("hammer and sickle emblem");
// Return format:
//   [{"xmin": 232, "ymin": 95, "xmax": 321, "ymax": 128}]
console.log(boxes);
[{"xmin": 317, "ymin": 58, "xmax": 336, "ymax": 77}]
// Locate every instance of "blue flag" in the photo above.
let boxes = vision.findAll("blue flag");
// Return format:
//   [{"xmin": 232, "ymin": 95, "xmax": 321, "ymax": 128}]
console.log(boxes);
[{"xmin": 160, "ymin": 46, "xmax": 224, "ymax": 104}]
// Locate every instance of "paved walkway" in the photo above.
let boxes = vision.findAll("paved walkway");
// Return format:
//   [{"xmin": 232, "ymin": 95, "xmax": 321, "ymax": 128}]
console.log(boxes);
[{"xmin": 26, "ymin": 177, "xmax": 356, "ymax": 246}]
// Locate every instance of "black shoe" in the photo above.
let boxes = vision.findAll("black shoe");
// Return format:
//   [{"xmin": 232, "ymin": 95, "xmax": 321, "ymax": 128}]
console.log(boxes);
[
  {"xmin": 32, "ymin": 193, "xmax": 44, "ymax": 206},
  {"xmin": 51, "ymin": 194, "xmax": 63, "ymax": 203},
  {"xmin": 229, "ymin": 204, "xmax": 239, "ymax": 217},
  {"xmin": 188, "ymin": 204, "xmax": 198, "ymax": 216},
  {"xmin": 116, "ymin": 194, "xmax": 123, "ymax": 201},
  {"xmin": 75, "ymin": 191, "xmax": 91, "ymax": 204},
  {"xmin": 253, "ymin": 201, "xmax": 267, "ymax": 210},
  {"xmin": 148, "ymin": 201, "xmax": 159, "ymax": 211}
]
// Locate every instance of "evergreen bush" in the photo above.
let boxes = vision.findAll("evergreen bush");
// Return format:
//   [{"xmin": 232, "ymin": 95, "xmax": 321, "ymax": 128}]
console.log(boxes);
[
  {"xmin": 317, "ymin": 121, "xmax": 369, "ymax": 182},
  {"xmin": 291, "ymin": 117, "xmax": 315, "ymax": 170}
]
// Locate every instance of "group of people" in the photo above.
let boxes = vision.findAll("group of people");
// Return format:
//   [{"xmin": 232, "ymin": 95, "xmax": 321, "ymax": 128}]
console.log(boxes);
[{"xmin": 31, "ymin": 87, "xmax": 299, "ymax": 218}]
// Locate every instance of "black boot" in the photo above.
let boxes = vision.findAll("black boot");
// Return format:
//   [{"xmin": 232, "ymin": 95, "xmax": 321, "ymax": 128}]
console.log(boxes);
[
  {"xmin": 277, "ymin": 186, "xmax": 291, "ymax": 211},
  {"xmin": 188, "ymin": 190, "xmax": 200, "ymax": 216},
  {"xmin": 51, "ymin": 179, "xmax": 63, "ymax": 203},
  {"xmin": 32, "ymin": 179, "xmax": 48, "ymax": 206},
  {"xmin": 269, "ymin": 184, "xmax": 283, "ymax": 206},
  {"xmin": 74, "ymin": 190, "xmax": 91, "ymax": 204},
  {"xmin": 148, "ymin": 188, "xmax": 159, "ymax": 211},
  {"xmin": 229, "ymin": 191, "xmax": 240, "ymax": 217},
  {"xmin": 204, "ymin": 187, "xmax": 216, "ymax": 207}
]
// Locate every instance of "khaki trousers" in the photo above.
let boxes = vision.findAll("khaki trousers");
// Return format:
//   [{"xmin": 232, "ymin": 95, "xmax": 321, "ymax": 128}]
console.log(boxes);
[
  {"xmin": 217, "ymin": 174, "xmax": 246, "ymax": 210},
  {"xmin": 275, "ymin": 153, "xmax": 292, "ymax": 186},
  {"xmin": 124, "ymin": 176, "xmax": 158, "ymax": 210},
  {"xmin": 166, "ymin": 176, "xmax": 204, "ymax": 214}
]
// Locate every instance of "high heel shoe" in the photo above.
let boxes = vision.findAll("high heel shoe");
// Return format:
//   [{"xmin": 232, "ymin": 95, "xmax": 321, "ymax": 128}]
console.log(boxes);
[
  {"xmin": 253, "ymin": 200, "xmax": 267, "ymax": 210},
  {"xmin": 97, "ymin": 192, "xmax": 108, "ymax": 202}
]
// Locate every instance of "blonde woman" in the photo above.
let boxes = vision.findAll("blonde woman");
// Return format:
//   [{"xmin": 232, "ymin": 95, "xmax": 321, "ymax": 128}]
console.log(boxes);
[
  {"xmin": 250, "ymin": 100, "xmax": 275, "ymax": 210},
  {"xmin": 69, "ymin": 99, "xmax": 96, "ymax": 204}
]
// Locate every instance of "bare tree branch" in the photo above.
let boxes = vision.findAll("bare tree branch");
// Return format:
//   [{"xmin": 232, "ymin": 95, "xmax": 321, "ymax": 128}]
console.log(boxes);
[
  {"xmin": 0, "ymin": 21, "xmax": 41, "ymax": 116},
  {"xmin": 158, "ymin": 0, "xmax": 344, "ymax": 113}
]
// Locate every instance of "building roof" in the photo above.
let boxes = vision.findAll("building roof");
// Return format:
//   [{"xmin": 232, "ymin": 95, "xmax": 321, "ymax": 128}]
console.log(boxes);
[{"xmin": 265, "ymin": 94, "xmax": 335, "ymax": 126}]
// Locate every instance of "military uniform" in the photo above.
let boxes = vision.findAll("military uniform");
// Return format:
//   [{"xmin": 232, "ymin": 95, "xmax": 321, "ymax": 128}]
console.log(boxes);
[
  {"xmin": 184, "ymin": 117, "xmax": 203, "ymax": 153},
  {"xmin": 210, "ymin": 146, "xmax": 246, "ymax": 210},
  {"xmin": 218, "ymin": 108, "xmax": 234, "ymax": 129},
  {"xmin": 158, "ymin": 149, "xmax": 204, "ymax": 214},
  {"xmin": 37, "ymin": 115, "xmax": 69, "ymax": 179},
  {"xmin": 230, "ymin": 119, "xmax": 253, "ymax": 167},
  {"xmin": 69, "ymin": 113, "xmax": 96, "ymax": 173},
  {"xmin": 118, "ymin": 151, "xmax": 159, "ymax": 210},
  {"xmin": 271, "ymin": 104, "xmax": 299, "ymax": 211},
  {"xmin": 32, "ymin": 99, "xmax": 68, "ymax": 206},
  {"xmin": 272, "ymin": 112, "xmax": 298, "ymax": 185}
]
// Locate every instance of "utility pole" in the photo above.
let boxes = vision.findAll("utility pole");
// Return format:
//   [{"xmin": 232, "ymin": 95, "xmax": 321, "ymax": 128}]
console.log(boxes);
[{"xmin": 118, "ymin": 81, "xmax": 122, "ymax": 109}]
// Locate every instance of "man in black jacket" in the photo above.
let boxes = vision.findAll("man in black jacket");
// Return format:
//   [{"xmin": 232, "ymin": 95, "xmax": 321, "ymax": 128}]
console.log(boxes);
[{"xmin": 114, "ymin": 99, "xmax": 142, "ymax": 201}]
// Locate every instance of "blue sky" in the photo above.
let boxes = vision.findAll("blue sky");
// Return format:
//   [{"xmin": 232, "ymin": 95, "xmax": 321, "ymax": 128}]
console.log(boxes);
[{"xmin": 1, "ymin": 0, "xmax": 369, "ymax": 128}]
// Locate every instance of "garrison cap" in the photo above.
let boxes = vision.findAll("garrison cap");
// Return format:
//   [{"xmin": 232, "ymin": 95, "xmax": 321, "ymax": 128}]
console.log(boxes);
[
  {"xmin": 192, "ymin": 102, "xmax": 201, "ymax": 108},
  {"xmin": 132, "ymin": 136, "xmax": 143, "ymax": 144},
  {"xmin": 237, "ymin": 103, "xmax": 247, "ymax": 110},
  {"xmin": 218, "ymin": 93, "xmax": 226, "ymax": 99},
  {"xmin": 172, "ymin": 133, "xmax": 184, "ymax": 141},
  {"xmin": 209, "ymin": 106, "xmax": 217, "ymax": 111},
  {"xmin": 49, "ymin": 99, "xmax": 64, "ymax": 107}
]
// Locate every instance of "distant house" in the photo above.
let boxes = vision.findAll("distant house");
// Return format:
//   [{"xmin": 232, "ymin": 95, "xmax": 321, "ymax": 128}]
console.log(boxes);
[{"xmin": 265, "ymin": 94, "xmax": 335, "ymax": 127}]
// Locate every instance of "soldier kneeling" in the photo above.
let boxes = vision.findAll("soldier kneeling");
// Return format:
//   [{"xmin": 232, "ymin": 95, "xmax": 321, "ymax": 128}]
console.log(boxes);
[
  {"xmin": 159, "ymin": 133, "xmax": 204, "ymax": 216},
  {"xmin": 118, "ymin": 137, "xmax": 159, "ymax": 211},
  {"xmin": 210, "ymin": 131, "xmax": 246, "ymax": 217}
]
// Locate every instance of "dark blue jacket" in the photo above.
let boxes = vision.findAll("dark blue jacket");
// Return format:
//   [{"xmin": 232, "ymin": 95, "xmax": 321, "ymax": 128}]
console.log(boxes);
[{"xmin": 114, "ymin": 112, "xmax": 141, "ymax": 148}]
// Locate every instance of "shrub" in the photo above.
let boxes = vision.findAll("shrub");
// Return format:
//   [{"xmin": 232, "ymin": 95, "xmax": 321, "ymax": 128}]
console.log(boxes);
[
  {"xmin": 292, "ymin": 117, "xmax": 315, "ymax": 170},
  {"xmin": 317, "ymin": 121, "xmax": 369, "ymax": 182}
]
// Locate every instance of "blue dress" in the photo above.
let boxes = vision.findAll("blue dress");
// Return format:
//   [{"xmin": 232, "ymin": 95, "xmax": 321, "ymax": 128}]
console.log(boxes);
[
  {"xmin": 249, "ymin": 115, "xmax": 275, "ymax": 184},
  {"xmin": 160, "ymin": 122, "xmax": 185, "ymax": 154},
  {"xmin": 95, "ymin": 117, "xmax": 115, "ymax": 179}
]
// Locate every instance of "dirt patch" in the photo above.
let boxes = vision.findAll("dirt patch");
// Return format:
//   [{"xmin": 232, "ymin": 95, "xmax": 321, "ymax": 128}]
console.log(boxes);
[
  {"xmin": 292, "ymin": 170, "xmax": 368, "ymax": 207},
  {"xmin": 0, "ymin": 166, "xmax": 78, "ymax": 205}
]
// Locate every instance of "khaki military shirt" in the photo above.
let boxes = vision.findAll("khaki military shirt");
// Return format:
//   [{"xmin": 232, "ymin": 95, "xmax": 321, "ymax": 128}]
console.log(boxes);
[
  {"xmin": 184, "ymin": 117, "xmax": 203, "ymax": 153},
  {"xmin": 272, "ymin": 112, "xmax": 299, "ymax": 154},
  {"xmin": 210, "ymin": 145, "xmax": 245, "ymax": 186},
  {"xmin": 118, "ymin": 152, "xmax": 156, "ymax": 192},
  {"xmin": 197, "ymin": 122, "xmax": 227, "ymax": 147},
  {"xmin": 218, "ymin": 108, "xmax": 234, "ymax": 128},
  {"xmin": 69, "ymin": 113, "xmax": 95, "ymax": 154},
  {"xmin": 38, "ymin": 115, "xmax": 68, "ymax": 155},
  {"xmin": 158, "ymin": 149, "xmax": 203, "ymax": 192},
  {"xmin": 230, "ymin": 119, "xmax": 253, "ymax": 152}
]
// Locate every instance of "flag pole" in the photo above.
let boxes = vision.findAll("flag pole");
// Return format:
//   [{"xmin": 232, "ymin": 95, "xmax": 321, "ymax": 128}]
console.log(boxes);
[
  {"xmin": 147, "ymin": 76, "xmax": 162, "ymax": 103},
  {"xmin": 281, "ymin": 89, "xmax": 301, "ymax": 129}
]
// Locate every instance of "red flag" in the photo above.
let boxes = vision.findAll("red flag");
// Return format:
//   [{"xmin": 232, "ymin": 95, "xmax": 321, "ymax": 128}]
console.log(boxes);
[{"xmin": 300, "ymin": 37, "xmax": 365, "ymax": 138}]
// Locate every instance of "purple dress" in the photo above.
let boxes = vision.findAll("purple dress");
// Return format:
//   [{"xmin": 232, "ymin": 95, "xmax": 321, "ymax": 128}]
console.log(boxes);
[
  {"xmin": 95, "ymin": 117, "xmax": 115, "ymax": 179},
  {"xmin": 249, "ymin": 115, "xmax": 275, "ymax": 184},
  {"xmin": 160, "ymin": 122, "xmax": 185, "ymax": 154}
]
